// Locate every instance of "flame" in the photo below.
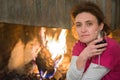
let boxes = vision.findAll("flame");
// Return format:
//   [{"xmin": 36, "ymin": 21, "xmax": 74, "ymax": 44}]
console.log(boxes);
[
  {"xmin": 40, "ymin": 27, "xmax": 47, "ymax": 46},
  {"xmin": 46, "ymin": 29, "xmax": 67, "ymax": 60},
  {"xmin": 38, "ymin": 27, "xmax": 68, "ymax": 79}
]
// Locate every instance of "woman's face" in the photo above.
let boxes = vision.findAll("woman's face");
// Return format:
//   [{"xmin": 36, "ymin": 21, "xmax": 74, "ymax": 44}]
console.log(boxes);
[{"xmin": 74, "ymin": 12, "xmax": 103, "ymax": 44}]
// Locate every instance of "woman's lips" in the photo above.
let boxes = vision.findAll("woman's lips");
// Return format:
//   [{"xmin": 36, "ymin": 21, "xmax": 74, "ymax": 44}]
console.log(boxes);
[{"xmin": 81, "ymin": 34, "xmax": 89, "ymax": 37}]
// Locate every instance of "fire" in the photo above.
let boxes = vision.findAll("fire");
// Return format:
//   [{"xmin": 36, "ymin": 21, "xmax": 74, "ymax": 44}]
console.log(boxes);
[
  {"xmin": 37, "ymin": 27, "xmax": 68, "ymax": 79},
  {"xmin": 40, "ymin": 27, "xmax": 68, "ymax": 61},
  {"xmin": 46, "ymin": 29, "xmax": 67, "ymax": 60}
]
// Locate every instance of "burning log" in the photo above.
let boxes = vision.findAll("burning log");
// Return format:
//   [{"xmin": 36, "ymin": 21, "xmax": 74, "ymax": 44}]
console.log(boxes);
[{"xmin": 36, "ymin": 47, "xmax": 55, "ymax": 79}]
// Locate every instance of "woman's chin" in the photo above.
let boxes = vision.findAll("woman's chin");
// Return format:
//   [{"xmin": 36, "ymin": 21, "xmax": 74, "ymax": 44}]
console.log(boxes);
[{"xmin": 80, "ymin": 39, "xmax": 91, "ymax": 44}]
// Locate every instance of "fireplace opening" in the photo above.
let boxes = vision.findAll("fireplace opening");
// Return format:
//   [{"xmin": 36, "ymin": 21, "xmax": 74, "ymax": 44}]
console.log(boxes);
[{"xmin": 0, "ymin": 23, "xmax": 76, "ymax": 80}]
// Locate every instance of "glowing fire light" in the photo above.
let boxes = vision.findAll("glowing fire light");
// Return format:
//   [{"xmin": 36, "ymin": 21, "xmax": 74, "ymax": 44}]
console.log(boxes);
[
  {"xmin": 39, "ymin": 27, "xmax": 68, "ymax": 79},
  {"xmin": 46, "ymin": 29, "xmax": 67, "ymax": 60}
]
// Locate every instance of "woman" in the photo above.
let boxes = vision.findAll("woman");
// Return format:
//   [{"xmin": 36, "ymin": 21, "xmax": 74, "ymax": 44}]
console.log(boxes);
[{"xmin": 66, "ymin": 1, "xmax": 120, "ymax": 80}]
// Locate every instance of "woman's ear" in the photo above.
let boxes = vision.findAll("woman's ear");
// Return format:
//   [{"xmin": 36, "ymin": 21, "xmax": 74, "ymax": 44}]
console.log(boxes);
[{"xmin": 99, "ymin": 23, "xmax": 104, "ymax": 31}]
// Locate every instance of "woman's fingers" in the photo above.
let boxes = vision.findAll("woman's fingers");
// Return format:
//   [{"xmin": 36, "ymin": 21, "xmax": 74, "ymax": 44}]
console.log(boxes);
[
  {"xmin": 87, "ymin": 42, "xmax": 107, "ymax": 57},
  {"xmin": 81, "ymin": 38, "xmax": 107, "ymax": 59},
  {"xmin": 95, "ymin": 43, "xmax": 107, "ymax": 49}
]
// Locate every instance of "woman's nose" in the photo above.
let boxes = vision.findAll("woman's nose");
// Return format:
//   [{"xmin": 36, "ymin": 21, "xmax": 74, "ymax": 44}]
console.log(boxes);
[{"xmin": 81, "ymin": 26, "xmax": 87, "ymax": 32}]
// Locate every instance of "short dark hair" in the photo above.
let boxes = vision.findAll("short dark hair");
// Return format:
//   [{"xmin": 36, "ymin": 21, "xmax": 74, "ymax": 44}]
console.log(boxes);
[{"xmin": 71, "ymin": 1, "xmax": 111, "ymax": 35}]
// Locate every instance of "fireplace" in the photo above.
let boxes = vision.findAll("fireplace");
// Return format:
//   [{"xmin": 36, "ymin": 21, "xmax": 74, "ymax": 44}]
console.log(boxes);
[
  {"xmin": 0, "ymin": 23, "xmax": 77, "ymax": 80},
  {"xmin": 0, "ymin": 0, "xmax": 119, "ymax": 79}
]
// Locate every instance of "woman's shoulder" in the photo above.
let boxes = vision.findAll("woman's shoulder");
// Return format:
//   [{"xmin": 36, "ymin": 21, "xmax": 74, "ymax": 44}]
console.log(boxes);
[
  {"xmin": 106, "ymin": 36, "xmax": 120, "ymax": 49},
  {"xmin": 105, "ymin": 36, "xmax": 120, "ymax": 58}
]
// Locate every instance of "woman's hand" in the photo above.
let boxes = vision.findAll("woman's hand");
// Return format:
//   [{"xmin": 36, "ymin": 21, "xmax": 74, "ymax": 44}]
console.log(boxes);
[
  {"xmin": 80, "ymin": 38, "xmax": 107, "ymax": 61},
  {"xmin": 76, "ymin": 38, "xmax": 107, "ymax": 70}
]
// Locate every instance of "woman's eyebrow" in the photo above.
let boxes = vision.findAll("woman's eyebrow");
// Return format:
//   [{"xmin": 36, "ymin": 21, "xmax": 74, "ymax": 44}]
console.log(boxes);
[
  {"xmin": 86, "ymin": 20, "xmax": 92, "ymax": 23},
  {"xmin": 76, "ymin": 22, "xmax": 81, "ymax": 24}
]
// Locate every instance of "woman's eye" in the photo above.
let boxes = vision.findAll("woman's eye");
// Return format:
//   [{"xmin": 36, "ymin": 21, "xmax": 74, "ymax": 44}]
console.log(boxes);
[
  {"xmin": 87, "ymin": 23, "xmax": 93, "ymax": 26},
  {"xmin": 76, "ymin": 24, "xmax": 82, "ymax": 27}
]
